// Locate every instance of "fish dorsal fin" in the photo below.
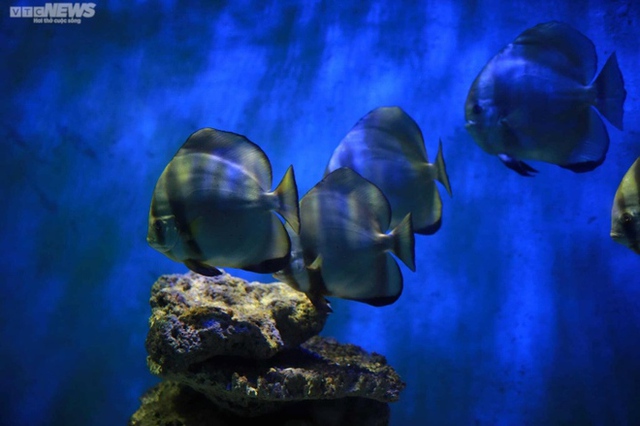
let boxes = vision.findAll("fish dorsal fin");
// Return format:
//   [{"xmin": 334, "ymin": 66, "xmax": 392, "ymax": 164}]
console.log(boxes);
[
  {"xmin": 349, "ymin": 106, "xmax": 428, "ymax": 161},
  {"xmin": 313, "ymin": 167, "xmax": 392, "ymax": 230},
  {"xmin": 178, "ymin": 128, "xmax": 273, "ymax": 189},
  {"xmin": 512, "ymin": 21, "xmax": 597, "ymax": 85}
]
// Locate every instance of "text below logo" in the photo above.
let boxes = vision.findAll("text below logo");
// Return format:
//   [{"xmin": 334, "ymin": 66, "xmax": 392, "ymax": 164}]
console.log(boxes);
[{"xmin": 10, "ymin": 3, "xmax": 96, "ymax": 24}]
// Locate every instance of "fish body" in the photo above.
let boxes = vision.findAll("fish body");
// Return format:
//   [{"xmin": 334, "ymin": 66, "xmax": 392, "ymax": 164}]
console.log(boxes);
[
  {"xmin": 276, "ymin": 167, "xmax": 415, "ymax": 307},
  {"xmin": 325, "ymin": 106, "xmax": 452, "ymax": 234},
  {"xmin": 611, "ymin": 157, "xmax": 640, "ymax": 254},
  {"xmin": 147, "ymin": 128, "xmax": 300, "ymax": 275},
  {"xmin": 465, "ymin": 21, "xmax": 626, "ymax": 175}
]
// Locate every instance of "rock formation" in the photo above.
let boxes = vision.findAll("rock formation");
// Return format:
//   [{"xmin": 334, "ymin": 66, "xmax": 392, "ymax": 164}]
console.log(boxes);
[{"xmin": 130, "ymin": 272, "xmax": 405, "ymax": 425}]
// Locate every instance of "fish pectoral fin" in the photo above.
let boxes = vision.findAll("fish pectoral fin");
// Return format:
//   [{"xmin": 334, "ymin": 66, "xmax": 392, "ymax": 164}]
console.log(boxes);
[
  {"xmin": 307, "ymin": 255, "xmax": 323, "ymax": 271},
  {"xmin": 349, "ymin": 256, "xmax": 404, "ymax": 307},
  {"xmin": 184, "ymin": 259, "xmax": 223, "ymax": 277},
  {"xmin": 498, "ymin": 154, "xmax": 538, "ymax": 176}
]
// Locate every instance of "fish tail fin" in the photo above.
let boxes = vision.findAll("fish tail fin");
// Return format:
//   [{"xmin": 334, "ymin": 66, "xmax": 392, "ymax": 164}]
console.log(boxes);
[
  {"xmin": 593, "ymin": 52, "xmax": 626, "ymax": 130},
  {"xmin": 434, "ymin": 139, "xmax": 452, "ymax": 197},
  {"xmin": 274, "ymin": 165, "xmax": 300, "ymax": 233},
  {"xmin": 390, "ymin": 213, "xmax": 416, "ymax": 271}
]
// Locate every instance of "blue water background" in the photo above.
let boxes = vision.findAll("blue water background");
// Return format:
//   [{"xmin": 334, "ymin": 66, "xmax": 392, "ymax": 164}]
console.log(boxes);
[{"xmin": 1, "ymin": 1, "xmax": 639, "ymax": 425}]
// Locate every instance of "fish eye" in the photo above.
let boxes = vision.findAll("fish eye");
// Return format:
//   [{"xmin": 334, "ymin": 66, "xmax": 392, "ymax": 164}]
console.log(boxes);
[
  {"xmin": 154, "ymin": 219, "xmax": 163, "ymax": 232},
  {"xmin": 472, "ymin": 104, "xmax": 483, "ymax": 115},
  {"xmin": 622, "ymin": 212, "xmax": 633, "ymax": 225}
]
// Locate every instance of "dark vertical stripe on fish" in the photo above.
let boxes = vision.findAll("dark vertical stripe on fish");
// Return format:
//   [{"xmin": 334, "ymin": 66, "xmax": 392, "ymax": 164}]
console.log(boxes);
[{"xmin": 616, "ymin": 186, "xmax": 628, "ymax": 211}]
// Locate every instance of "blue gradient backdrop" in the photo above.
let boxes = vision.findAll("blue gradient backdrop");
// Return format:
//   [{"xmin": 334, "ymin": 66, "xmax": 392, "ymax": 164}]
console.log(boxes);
[{"xmin": 2, "ymin": 1, "xmax": 639, "ymax": 425}]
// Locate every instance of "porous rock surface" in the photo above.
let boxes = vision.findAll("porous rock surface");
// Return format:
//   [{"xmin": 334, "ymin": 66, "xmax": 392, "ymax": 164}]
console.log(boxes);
[
  {"xmin": 148, "ymin": 335, "xmax": 405, "ymax": 416},
  {"xmin": 135, "ymin": 271, "xmax": 405, "ymax": 424},
  {"xmin": 146, "ymin": 271, "xmax": 329, "ymax": 371},
  {"xmin": 129, "ymin": 381, "xmax": 391, "ymax": 426}
]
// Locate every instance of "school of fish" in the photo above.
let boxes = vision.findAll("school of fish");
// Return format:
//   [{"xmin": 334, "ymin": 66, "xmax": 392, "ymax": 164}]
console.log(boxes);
[{"xmin": 148, "ymin": 20, "xmax": 637, "ymax": 309}]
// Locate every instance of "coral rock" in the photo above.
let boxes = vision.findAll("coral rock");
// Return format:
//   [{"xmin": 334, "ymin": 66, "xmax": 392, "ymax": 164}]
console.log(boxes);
[
  {"xmin": 145, "ymin": 272, "xmax": 329, "ymax": 371},
  {"xmin": 149, "ymin": 335, "xmax": 405, "ymax": 417},
  {"xmin": 129, "ymin": 381, "xmax": 391, "ymax": 426},
  {"xmin": 138, "ymin": 271, "xmax": 405, "ymax": 423}
]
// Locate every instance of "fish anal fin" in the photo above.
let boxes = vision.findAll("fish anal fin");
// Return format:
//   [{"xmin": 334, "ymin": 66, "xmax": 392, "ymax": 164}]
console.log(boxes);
[
  {"xmin": 347, "ymin": 257, "xmax": 403, "ymax": 306},
  {"xmin": 243, "ymin": 214, "xmax": 292, "ymax": 273},
  {"xmin": 560, "ymin": 108, "xmax": 609, "ymax": 173},
  {"xmin": 498, "ymin": 154, "xmax": 538, "ymax": 176},
  {"xmin": 560, "ymin": 161, "xmax": 602, "ymax": 173},
  {"xmin": 415, "ymin": 216, "xmax": 442, "ymax": 235},
  {"xmin": 184, "ymin": 259, "xmax": 223, "ymax": 277},
  {"xmin": 353, "ymin": 294, "xmax": 401, "ymax": 307},
  {"xmin": 412, "ymin": 181, "xmax": 442, "ymax": 235},
  {"xmin": 242, "ymin": 254, "xmax": 291, "ymax": 274}
]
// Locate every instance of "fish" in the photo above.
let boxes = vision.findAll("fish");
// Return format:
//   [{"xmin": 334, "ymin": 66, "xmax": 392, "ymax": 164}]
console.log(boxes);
[
  {"xmin": 274, "ymin": 167, "xmax": 415, "ymax": 307},
  {"xmin": 465, "ymin": 21, "xmax": 626, "ymax": 176},
  {"xmin": 147, "ymin": 127, "xmax": 300, "ymax": 276},
  {"xmin": 325, "ymin": 106, "xmax": 452, "ymax": 234},
  {"xmin": 611, "ymin": 156, "xmax": 640, "ymax": 254},
  {"xmin": 272, "ymin": 222, "xmax": 328, "ymax": 307}
]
